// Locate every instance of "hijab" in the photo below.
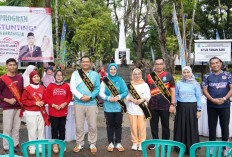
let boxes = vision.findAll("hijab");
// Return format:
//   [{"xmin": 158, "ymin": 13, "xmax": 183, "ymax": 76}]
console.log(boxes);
[
  {"xmin": 29, "ymin": 71, "xmax": 40, "ymax": 85},
  {"xmin": 179, "ymin": 66, "xmax": 199, "ymax": 85},
  {"xmin": 51, "ymin": 69, "xmax": 65, "ymax": 86},
  {"xmin": 41, "ymin": 66, "xmax": 55, "ymax": 87},
  {"xmin": 108, "ymin": 63, "xmax": 119, "ymax": 83},
  {"xmin": 22, "ymin": 65, "xmax": 36, "ymax": 87},
  {"xmin": 131, "ymin": 68, "xmax": 145, "ymax": 85}
]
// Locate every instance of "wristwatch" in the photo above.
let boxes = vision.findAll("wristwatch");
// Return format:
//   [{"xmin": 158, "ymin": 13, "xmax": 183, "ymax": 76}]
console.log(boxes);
[
  {"xmin": 90, "ymin": 96, "xmax": 92, "ymax": 99},
  {"xmin": 223, "ymin": 97, "xmax": 227, "ymax": 101},
  {"xmin": 171, "ymin": 103, "xmax": 177, "ymax": 107}
]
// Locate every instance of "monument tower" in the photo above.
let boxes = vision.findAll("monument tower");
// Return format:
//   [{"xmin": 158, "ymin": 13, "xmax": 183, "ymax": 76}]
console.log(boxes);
[{"xmin": 115, "ymin": 19, "xmax": 131, "ymax": 64}]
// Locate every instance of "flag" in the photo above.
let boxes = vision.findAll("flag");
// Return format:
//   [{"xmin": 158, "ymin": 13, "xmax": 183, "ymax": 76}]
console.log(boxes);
[
  {"xmin": 60, "ymin": 22, "xmax": 66, "ymax": 68},
  {"xmin": 216, "ymin": 29, "xmax": 220, "ymax": 40},
  {"xmin": 173, "ymin": 6, "xmax": 186, "ymax": 69},
  {"xmin": 151, "ymin": 47, "xmax": 155, "ymax": 63}
]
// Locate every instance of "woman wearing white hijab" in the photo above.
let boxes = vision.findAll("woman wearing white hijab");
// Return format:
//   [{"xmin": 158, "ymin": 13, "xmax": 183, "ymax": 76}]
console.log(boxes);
[
  {"xmin": 174, "ymin": 66, "xmax": 201, "ymax": 154},
  {"xmin": 22, "ymin": 65, "xmax": 36, "ymax": 87}
]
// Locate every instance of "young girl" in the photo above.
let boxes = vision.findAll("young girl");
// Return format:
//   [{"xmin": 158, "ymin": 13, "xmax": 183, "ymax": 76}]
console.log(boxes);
[
  {"xmin": 45, "ymin": 69, "xmax": 72, "ymax": 153},
  {"xmin": 22, "ymin": 71, "xmax": 49, "ymax": 155}
]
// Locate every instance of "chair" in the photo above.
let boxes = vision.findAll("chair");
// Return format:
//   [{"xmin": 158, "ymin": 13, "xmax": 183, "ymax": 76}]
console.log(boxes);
[
  {"xmin": 189, "ymin": 141, "xmax": 232, "ymax": 157},
  {"xmin": 21, "ymin": 139, "xmax": 65, "ymax": 157},
  {"xmin": 141, "ymin": 139, "xmax": 186, "ymax": 157},
  {"xmin": 0, "ymin": 133, "xmax": 22, "ymax": 157}
]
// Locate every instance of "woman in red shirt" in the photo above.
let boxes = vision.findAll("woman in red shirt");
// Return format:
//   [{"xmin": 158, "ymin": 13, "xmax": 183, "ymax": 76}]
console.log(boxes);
[
  {"xmin": 22, "ymin": 71, "xmax": 49, "ymax": 155},
  {"xmin": 44, "ymin": 69, "xmax": 72, "ymax": 153}
]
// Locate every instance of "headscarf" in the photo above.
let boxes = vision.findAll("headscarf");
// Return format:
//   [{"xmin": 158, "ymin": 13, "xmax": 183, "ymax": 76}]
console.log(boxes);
[
  {"xmin": 131, "ymin": 68, "xmax": 145, "ymax": 85},
  {"xmin": 22, "ymin": 65, "xmax": 36, "ymax": 87},
  {"xmin": 51, "ymin": 69, "xmax": 65, "ymax": 86},
  {"xmin": 41, "ymin": 66, "xmax": 55, "ymax": 87},
  {"xmin": 179, "ymin": 66, "xmax": 199, "ymax": 85},
  {"xmin": 108, "ymin": 63, "xmax": 119, "ymax": 83},
  {"xmin": 29, "ymin": 71, "xmax": 40, "ymax": 85}
]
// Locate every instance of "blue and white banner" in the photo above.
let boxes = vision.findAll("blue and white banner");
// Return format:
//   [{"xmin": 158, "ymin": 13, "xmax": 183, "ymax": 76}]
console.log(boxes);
[
  {"xmin": 60, "ymin": 22, "xmax": 66, "ymax": 68},
  {"xmin": 150, "ymin": 47, "xmax": 155, "ymax": 63},
  {"xmin": 173, "ymin": 6, "xmax": 186, "ymax": 69}
]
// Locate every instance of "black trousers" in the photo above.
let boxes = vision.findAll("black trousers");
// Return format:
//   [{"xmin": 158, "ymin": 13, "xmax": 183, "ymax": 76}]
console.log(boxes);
[
  {"xmin": 207, "ymin": 107, "xmax": 230, "ymax": 142},
  {"xmin": 104, "ymin": 112, "xmax": 123, "ymax": 144},
  {"xmin": 149, "ymin": 109, "xmax": 170, "ymax": 140},
  {"xmin": 49, "ymin": 116, "xmax": 67, "ymax": 141}
]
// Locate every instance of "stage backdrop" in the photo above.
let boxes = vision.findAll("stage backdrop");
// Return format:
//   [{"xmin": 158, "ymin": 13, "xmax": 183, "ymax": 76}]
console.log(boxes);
[{"xmin": 0, "ymin": 6, "xmax": 53, "ymax": 62}]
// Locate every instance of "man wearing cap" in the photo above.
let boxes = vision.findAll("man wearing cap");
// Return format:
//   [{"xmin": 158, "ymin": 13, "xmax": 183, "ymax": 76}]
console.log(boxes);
[
  {"xmin": 202, "ymin": 56, "xmax": 232, "ymax": 156},
  {"xmin": 18, "ymin": 32, "xmax": 42, "ymax": 62}
]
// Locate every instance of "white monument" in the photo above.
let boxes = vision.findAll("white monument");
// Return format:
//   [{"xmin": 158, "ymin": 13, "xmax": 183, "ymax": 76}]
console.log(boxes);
[{"xmin": 115, "ymin": 19, "xmax": 131, "ymax": 64}]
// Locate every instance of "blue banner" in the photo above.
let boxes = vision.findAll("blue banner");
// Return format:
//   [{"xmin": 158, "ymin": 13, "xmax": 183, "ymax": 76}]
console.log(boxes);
[
  {"xmin": 151, "ymin": 47, "xmax": 155, "ymax": 63},
  {"xmin": 60, "ymin": 22, "xmax": 66, "ymax": 68},
  {"xmin": 216, "ymin": 29, "xmax": 220, "ymax": 40},
  {"xmin": 173, "ymin": 7, "xmax": 186, "ymax": 69}
]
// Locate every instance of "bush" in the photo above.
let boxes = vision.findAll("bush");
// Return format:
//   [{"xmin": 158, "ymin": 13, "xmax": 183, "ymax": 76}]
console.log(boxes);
[
  {"xmin": 173, "ymin": 76, "xmax": 181, "ymax": 84},
  {"xmin": 0, "ymin": 66, "xmax": 7, "ymax": 76},
  {"xmin": 228, "ymin": 68, "xmax": 232, "ymax": 74}
]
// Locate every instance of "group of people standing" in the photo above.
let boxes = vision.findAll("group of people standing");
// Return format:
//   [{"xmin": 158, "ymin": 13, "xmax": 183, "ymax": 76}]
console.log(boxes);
[
  {"xmin": 0, "ymin": 55, "xmax": 231, "ymax": 156},
  {"xmin": 0, "ymin": 58, "xmax": 72, "ymax": 155}
]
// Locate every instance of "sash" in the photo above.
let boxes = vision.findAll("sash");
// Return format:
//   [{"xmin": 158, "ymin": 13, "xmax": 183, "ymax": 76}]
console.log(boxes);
[
  {"xmin": 25, "ymin": 86, "xmax": 50, "ymax": 126},
  {"xmin": 103, "ymin": 77, "xmax": 127, "ymax": 113},
  {"xmin": 0, "ymin": 74, "xmax": 23, "ymax": 117},
  {"xmin": 149, "ymin": 72, "xmax": 171, "ymax": 103},
  {"xmin": 77, "ymin": 69, "xmax": 100, "ymax": 107},
  {"xmin": 127, "ymin": 83, "xmax": 152, "ymax": 120}
]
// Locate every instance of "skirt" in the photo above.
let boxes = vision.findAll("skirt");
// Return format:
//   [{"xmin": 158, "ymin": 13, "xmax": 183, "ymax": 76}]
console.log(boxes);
[{"xmin": 174, "ymin": 101, "xmax": 199, "ymax": 154}]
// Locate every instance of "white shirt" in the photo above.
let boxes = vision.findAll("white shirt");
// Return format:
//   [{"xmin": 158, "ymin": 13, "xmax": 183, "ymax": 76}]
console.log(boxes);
[
  {"xmin": 126, "ymin": 83, "xmax": 151, "ymax": 115},
  {"xmin": 70, "ymin": 71, "xmax": 84, "ymax": 99},
  {"xmin": 99, "ymin": 82, "xmax": 121, "ymax": 101}
]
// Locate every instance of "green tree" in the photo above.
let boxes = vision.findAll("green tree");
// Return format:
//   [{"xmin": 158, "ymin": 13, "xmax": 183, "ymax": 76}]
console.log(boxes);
[
  {"xmin": 195, "ymin": 0, "xmax": 232, "ymax": 39},
  {"xmin": 60, "ymin": 0, "xmax": 114, "ymax": 66}
]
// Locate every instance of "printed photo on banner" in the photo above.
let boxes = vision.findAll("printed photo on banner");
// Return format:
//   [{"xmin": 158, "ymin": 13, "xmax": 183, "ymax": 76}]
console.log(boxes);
[{"xmin": 0, "ymin": 6, "xmax": 54, "ymax": 62}]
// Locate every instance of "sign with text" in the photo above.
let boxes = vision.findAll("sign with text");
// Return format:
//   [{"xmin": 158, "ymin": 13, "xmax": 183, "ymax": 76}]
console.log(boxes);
[
  {"xmin": 195, "ymin": 42, "xmax": 231, "ymax": 62},
  {"xmin": 0, "ymin": 6, "xmax": 53, "ymax": 62}
]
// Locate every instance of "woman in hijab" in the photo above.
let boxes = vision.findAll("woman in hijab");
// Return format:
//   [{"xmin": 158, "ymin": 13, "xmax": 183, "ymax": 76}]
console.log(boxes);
[
  {"xmin": 126, "ymin": 68, "xmax": 151, "ymax": 151},
  {"xmin": 174, "ymin": 66, "xmax": 201, "ymax": 154},
  {"xmin": 22, "ymin": 65, "xmax": 36, "ymax": 87},
  {"xmin": 22, "ymin": 71, "xmax": 48, "ymax": 155},
  {"xmin": 99, "ymin": 63, "xmax": 128, "ymax": 152},
  {"xmin": 44, "ymin": 69, "xmax": 72, "ymax": 153},
  {"xmin": 99, "ymin": 67, "xmax": 107, "ymax": 82},
  {"xmin": 41, "ymin": 66, "xmax": 55, "ymax": 88}
]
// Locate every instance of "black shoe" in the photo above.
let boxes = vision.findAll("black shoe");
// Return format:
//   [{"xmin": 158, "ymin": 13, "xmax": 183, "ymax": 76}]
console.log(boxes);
[{"xmin": 148, "ymin": 144, "xmax": 155, "ymax": 150}]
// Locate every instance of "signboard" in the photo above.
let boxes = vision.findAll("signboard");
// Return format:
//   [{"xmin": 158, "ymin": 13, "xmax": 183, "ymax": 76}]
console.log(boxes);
[
  {"xmin": 195, "ymin": 41, "xmax": 231, "ymax": 62},
  {"xmin": 119, "ymin": 51, "xmax": 126, "ymax": 59},
  {"xmin": 0, "ymin": 6, "xmax": 53, "ymax": 62}
]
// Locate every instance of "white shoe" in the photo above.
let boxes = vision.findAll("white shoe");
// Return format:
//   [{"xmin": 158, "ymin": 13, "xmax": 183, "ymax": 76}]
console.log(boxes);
[
  {"xmin": 223, "ymin": 149, "xmax": 228, "ymax": 156},
  {"xmin": 107, "ymin": 142, "xmax": 114, "ymax": 152},
  {"xmin": 131, "ymin": 144, "xmax": 137, "ymax": 150},
  {"xmin": 29, "ymin": 149, "xmax": 35, "ymax": 155},
  {"xmin": 138, "ymin": 144, "xmax": 142, "ymax": 151},
  {"xmin": 116, "ymin": 143, "xmax": 124, "ymax": 152},
  {"xmin": 210, "ymin": 147, "xmax": 213, "ymax": 155},
  {"xmin": 73, "ymin": 144, "xmax": 83, "ymax": 152},
  {"xmin": 90, "ymin": 144, "xmax": 97, "ymax": 153}
]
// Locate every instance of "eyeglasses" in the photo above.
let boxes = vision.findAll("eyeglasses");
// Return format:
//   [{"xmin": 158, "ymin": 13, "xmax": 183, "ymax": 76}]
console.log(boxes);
[{"xmin": 154, "ymin": 63, "xmax": 163, "ymax": 66}]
